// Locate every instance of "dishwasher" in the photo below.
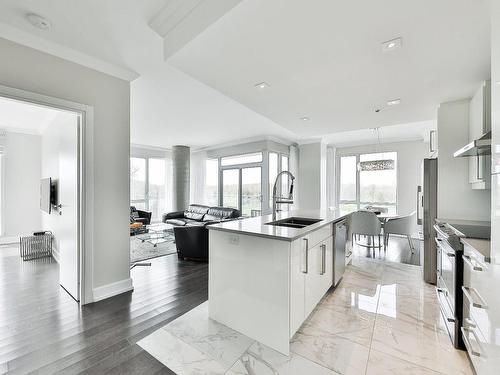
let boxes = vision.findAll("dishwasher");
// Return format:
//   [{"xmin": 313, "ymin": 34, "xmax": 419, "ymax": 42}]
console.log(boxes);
[{"xmin": 333, "ymin": 218, "xmax": 347, "ymax": 286}]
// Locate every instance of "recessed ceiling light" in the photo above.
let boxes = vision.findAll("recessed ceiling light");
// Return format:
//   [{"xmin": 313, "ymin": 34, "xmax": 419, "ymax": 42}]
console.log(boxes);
[
  {"xmin": 300, "ymin": 117, "xmax": 310, "ymax": 121},
  {"xmin": 387, "ymin": 99, "xmax": 401, "ymax": 106},
  {"xmin": 26, "ymin": 13, "xmax": 52, "ymax": 30},
  {"xmin": 254, "ymin": 82, "xmax": 269, "ymax": 89},
  {"xmin": 382, "ymin": 37, "xmax": 402, "ymax": 52}
]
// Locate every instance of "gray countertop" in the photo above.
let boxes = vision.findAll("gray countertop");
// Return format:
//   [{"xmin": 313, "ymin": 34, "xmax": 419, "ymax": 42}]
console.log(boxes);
[{"xmin": 207, "ymin": 209, "xmax": 348, "ymax": 241}]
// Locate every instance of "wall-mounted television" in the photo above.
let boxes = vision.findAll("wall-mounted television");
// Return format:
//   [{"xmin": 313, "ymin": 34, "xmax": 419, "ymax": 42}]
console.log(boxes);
[{"xmin": 40, "ymin": 177, "xmax": 55, "ymax": 214}]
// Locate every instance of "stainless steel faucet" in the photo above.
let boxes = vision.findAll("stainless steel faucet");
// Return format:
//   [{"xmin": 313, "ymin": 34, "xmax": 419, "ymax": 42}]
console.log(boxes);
[{"xmin": 272, "ymin": 171, "xmax": 295, "ymax": 221}]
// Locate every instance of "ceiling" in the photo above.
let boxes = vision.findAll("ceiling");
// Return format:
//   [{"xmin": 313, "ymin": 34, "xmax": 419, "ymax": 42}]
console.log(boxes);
[
  {"xmin": 0, "ymin": 0, "xmax": 491, "ymax": 148},
  {"xmin": 0, "ymin": 96, "xmax": 64, "ymax": 134},
  {"xmin": 169, "ymin": 0, "xmax": 491, "ymax": 137}
]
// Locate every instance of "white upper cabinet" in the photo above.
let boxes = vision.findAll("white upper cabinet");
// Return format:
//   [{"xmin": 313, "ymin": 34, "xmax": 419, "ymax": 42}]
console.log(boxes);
[{"xmin": 468, "ymin": 80, "xmax": 491, "ymax": 189}]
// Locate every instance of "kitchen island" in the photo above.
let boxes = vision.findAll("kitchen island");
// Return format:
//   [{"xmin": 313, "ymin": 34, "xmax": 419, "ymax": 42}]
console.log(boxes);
[{"xmin": 207, "ymin": 210, "xmax": 348, "ymax": 355}]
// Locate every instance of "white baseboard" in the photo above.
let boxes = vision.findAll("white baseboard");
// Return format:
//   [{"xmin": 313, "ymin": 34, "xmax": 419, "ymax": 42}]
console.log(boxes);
[
  {"xmin": 93, "ymin": 278, "xmax": 134, "ymax": 303},
  {"xmin": 0, "ymin": 236, "xmax": 18, "ymax": 245}
]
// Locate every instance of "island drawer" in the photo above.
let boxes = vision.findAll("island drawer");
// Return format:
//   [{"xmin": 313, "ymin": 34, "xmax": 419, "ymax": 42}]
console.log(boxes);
[{"xmin": 304, "ymin": 224, "xmax": 332, "ymax": 248}]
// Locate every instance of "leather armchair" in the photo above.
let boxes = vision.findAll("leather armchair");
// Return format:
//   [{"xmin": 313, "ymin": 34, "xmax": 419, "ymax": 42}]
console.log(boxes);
[
  {"xmin": 174, "ymin": 225, "xmax": 209, "ymax": 260},
  {"xmin": 130, "ymin": 206, "xmax": 152, "ymax": 225}
]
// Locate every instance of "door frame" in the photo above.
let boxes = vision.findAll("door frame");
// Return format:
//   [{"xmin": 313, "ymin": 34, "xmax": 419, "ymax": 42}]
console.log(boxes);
[{"xmin": 0, "ymin": 83, "xmax": 94, "ymax": 305}]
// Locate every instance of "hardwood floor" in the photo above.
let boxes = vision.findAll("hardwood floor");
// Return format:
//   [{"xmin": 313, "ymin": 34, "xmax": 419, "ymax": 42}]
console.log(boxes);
[
  {"xmin": 352, "ymin": 234, "xmax": 422, "ymax": 266},
  {"xmin": 0, "ymin": 244, "xmax": 208, "ymax": 374}
]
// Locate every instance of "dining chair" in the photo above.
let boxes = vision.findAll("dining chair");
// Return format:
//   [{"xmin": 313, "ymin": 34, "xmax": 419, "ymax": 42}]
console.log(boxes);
[
  {"xmin": 383, "ymin": 211, "xmax": 417, "ymax": 253},
  {"xmin": 349, "ymin": 210, "xmax": 382, "ymax": 250}
]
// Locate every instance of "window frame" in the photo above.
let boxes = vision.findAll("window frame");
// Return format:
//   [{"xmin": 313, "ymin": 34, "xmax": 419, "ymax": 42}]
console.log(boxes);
[
  {"xmin": 215, "ymin": 150, "xmax": 290, "ymax": 216},
  {"xmin": 218, "ymin": 152, "xmax": 264, "ymax": 214},
  {"xmin": 336, "ymin": 151, "xmax": 398, "ymax": 213}
]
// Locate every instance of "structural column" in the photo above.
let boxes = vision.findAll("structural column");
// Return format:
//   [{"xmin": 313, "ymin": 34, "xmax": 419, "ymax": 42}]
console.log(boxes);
[{"xmin": 172, "ymin": 145, "xmax": 190, "ymax": 211}]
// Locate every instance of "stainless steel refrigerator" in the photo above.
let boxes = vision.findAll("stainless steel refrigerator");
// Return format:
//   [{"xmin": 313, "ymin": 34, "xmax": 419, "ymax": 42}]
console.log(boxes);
[{"xmin": 417, "ymin": 158, "xmax": 438, "ymax": 284}]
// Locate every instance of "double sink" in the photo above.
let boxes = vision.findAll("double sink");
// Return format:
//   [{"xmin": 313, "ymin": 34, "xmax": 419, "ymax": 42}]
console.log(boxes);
[{"xmin": 265, "ymin": 217, "xmax": 322, "ymax": 229}]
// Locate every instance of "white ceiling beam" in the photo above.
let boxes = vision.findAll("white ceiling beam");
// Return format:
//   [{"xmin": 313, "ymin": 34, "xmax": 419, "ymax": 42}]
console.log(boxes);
[
  {"xmin": 0, "ymin": 22, "xmax": 139, "ymax": 82},
  {"xmin": 149, "ymin": 0, "xmax": 243, "ymax": 60}
]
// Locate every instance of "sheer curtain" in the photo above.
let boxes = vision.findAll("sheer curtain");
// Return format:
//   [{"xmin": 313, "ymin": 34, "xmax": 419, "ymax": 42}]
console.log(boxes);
[
  {"xmin": 326, "ymin": 146, "xmax": 336, "ymax": 211},
  {"xmin": 190, "ymin": 150, "xmax": 208, "ymax": 205},
  {"xmin": 0, "ymin": 130, "xmax": 5, "ymax": 235},
  {"xmin": 165, "ymin": 151, "xmax": 173, "ymax": 214}
]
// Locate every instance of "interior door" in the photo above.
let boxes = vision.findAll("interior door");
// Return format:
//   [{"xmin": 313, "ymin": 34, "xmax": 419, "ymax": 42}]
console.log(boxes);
[{"xmin": 59, "ymin": 114, "xmax": 80, "ymax": 301}]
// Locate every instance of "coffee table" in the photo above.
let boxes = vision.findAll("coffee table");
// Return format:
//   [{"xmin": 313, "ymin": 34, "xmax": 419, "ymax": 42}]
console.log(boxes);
[{"xmin": 137, "ymin": 223, "xmax": 175, "ymax": 247}]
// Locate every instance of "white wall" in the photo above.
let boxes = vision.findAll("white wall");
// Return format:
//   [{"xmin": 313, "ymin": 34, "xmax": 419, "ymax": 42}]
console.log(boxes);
[
  {"xmin": 490, "ymin": 0, "xmax": 500, "ymax": 263},
  {"xmin": 437, "ymin": 100, "xmax": 491, "ymax": 222},
  {"xmin": 2, "ymin": 131, "xmax": 41, "ymax": 237},
  {"xmin": 41, "ymin": 111, "xmax": 78, "ymax": 260},
  {"xmin": 298, "ymin": 142, "xmax": 327, "ymax": 210},
  {"xmin": 336, "ymin": 140, "xmax": 429, "ymax": 234},
  {"xmin": 0, "ymin": 37, "xmax": 131, "ymax": 300}
]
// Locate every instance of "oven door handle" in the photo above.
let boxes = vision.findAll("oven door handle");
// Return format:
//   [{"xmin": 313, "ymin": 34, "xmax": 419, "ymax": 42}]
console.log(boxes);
[
  {"xmin": 436, "ymin": 288, "xmax": 456, "ymax": 322},
  {"xmin": 462, "ymin": 286, "xmax": 488, "ymax": 309}
]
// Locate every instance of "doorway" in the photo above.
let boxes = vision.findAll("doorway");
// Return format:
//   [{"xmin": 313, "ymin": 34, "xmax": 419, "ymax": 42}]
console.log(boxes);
[{"xmin": 0, "ymin": 89, "xmax": 87, "ymax": 303}]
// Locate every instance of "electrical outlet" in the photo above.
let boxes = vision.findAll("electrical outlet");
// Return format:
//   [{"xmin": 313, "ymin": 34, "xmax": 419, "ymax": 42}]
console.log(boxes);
[{"xmin": 229, "ymin": 235, "xmax": 239, "ymax": 245}]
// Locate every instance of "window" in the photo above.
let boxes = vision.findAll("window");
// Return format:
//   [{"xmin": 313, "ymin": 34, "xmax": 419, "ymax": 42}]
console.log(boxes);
[
  {"xmin": 338, "ymin": 152, "xmax": 398, "ymax": 214},
  {"xmin": 218, "ymin": 150, "xmax": 289, "ymax": 216},
  {"xmin": 130, "ymin": 156, "xmax": 168, "ymax": 222},
  {"xmin": 221, "ymin": 152, "xmax": 262, "ymax": 166},
  {"xmin": 148, "ymin": 158, "xmax": 166, "ymax": 222},
  {"xmin": 269, "ymin": 152, "xmax": 290, "ymax": 211},
  {"xmin": 130, "ymin": 157, "xmax": 146, "ymax": 202},
  {"xmin": 205, "ymin": 159, "xmax": 219, "ymax": 206},
  {"xmin": 269, "ymin": 152, "xmax": 278, "ymax": 208}
]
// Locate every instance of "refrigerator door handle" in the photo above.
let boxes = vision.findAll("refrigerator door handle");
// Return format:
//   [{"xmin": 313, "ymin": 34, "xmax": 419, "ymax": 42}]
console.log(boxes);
[{"xmin": 417, "ymin": 185, "xmax": 422, "ymax": 225}]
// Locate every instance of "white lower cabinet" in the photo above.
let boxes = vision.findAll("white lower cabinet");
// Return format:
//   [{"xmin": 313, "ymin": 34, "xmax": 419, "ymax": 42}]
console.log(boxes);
[
  {"xmin": 290, "ymin": 234, "xmax": 333, "ymax": 337},
  {"xmin": 462, "ymin": 246, "xmax": 500, "ymax": 375}
]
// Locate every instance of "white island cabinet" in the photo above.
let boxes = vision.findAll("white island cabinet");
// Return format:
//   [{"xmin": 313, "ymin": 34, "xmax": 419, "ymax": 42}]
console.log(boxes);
[{"xmin": 207, "ymin": 210, "xmax": 345, "ymax": 355}]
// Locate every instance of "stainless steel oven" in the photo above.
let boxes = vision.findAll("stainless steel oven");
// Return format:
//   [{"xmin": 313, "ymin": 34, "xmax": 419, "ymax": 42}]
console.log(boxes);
[{"xmin": 434, "ymin": 220, "xmax": 491, "ymax": 350}]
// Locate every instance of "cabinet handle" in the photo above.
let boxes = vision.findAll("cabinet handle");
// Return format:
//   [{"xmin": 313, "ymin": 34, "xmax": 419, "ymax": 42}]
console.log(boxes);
[
  {"xmin": 302, "ymin": 238, "xmax": 309, "ymax": 274},
  {"xmin": 462, "ymin": 286, "xmax": 488, "ymax": 309},
  {"xmin": 436, "ymin": 289, "xmax": 455, "ymax": 322},
  {"xmin": 320, "ymin": 244, "xmax": 326, "ymax": 275},
  {"xmin": 461, "ymin": 327, "xmax": 483, "ymax": 357},
  {"xmin": 465, "ymin": 318, "xmax": 477, "ymax": 328},
  {"xmin": 463, "ymin": 255, "xmax": 484, "ymax": 272}
]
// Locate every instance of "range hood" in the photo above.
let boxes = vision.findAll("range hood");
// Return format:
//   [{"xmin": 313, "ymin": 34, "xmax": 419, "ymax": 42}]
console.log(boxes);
[{"xmin": 453, "ymin": 131, "xmax": 491, "ymax": 158}]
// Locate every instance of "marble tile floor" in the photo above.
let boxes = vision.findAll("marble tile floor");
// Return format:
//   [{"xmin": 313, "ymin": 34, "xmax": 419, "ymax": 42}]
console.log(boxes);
[{"xmin": 138, "ymin": 257, "xmax": 473, "ymax": 375}]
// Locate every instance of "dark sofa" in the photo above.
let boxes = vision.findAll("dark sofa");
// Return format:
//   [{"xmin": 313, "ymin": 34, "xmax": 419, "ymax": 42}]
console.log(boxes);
[{"xmin": 163, "ymin": 204, "xmax": 241, "ymax": 260}]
